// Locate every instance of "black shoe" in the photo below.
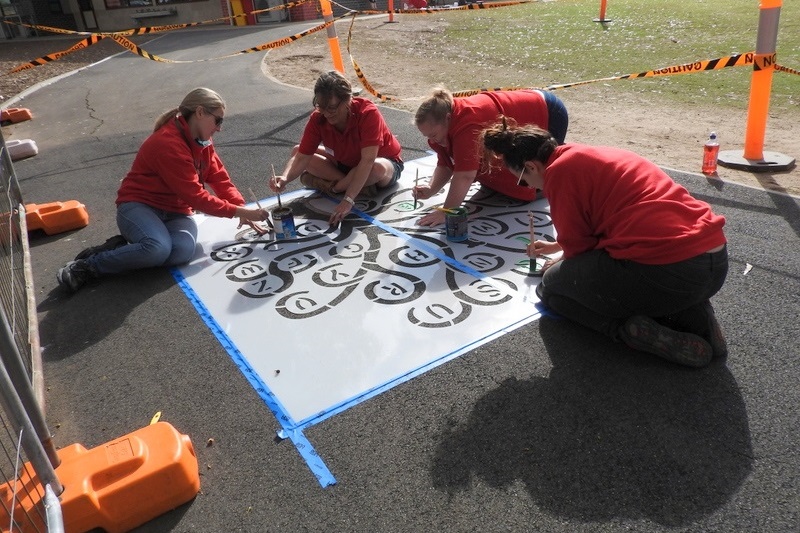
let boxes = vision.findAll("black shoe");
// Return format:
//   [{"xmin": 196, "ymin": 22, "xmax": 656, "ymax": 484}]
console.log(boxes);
[
  {"xmin": 702, "ymin": 302, "xmax": 728, "ymax": 358},
  {"xmin": 75, "ymin": 235, "xmax": 127, "ymax": 261},
  {"xmin": 619, "ymin": 315, "xmax": 712, "ymax": 368},
  {"xmin": 659, "ymin": 301, "xmax": 728, "ymax": 359},
  {"xmin": 56, "ymin": 260, "xmax": 97, "ymax": 293}
]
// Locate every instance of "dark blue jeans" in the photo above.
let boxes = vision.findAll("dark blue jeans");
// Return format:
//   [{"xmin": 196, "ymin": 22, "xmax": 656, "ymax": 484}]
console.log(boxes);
[
  {"xmin": 87, "ymin": 202, "xmax": 198, "ymax": 275},
  {"xmin": 542, "ymin": 90, "xmax": 569, "ymax": 145},
  {"xmin": 537, "ymin": 246, "xmax": 729, "ymax": 340}
]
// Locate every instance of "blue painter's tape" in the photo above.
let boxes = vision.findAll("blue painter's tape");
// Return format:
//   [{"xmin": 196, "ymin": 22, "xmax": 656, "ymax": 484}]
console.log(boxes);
[
  {"xmin": 172, "ymin": 268, "xmax": 337, "ymax": 488},
  {"xmin": 325, "ymin": 195, "xmax": 522, "ymax": 300},
  {"xmin": 176, "ymin": 177, "xmax": 545, "ymax": 488}
]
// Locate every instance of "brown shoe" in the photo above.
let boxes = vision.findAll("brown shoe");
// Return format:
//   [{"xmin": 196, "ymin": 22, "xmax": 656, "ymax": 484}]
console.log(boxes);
[
  {"xmin": 299, "ymin": 172, "xmax": 333, "ymax": 194},
  {"xmin": 359, "ymin": 184, "xmax": 379, "ymax": 197}
]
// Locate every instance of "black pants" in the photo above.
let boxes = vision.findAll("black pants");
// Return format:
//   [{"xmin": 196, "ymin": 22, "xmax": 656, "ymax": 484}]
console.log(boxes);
[{"xmin": 537, "ymin": 246, "xmax": 729, "ymax": 340}]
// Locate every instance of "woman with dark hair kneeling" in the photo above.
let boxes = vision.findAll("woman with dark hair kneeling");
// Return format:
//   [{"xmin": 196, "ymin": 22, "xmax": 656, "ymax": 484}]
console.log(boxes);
[
  {"xmin": 269, "ymin": 71, "xmax": 404, "ymax": 226},
  {"xmin": 481, "ymin": 118, "xmax": 729, "ymax": 368}
]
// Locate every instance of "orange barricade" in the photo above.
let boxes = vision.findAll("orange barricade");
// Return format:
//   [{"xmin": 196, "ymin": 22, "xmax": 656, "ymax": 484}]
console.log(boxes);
[
  {"xmin": 25, "ymin": 201, "xmax": 89, "ymax": 235},
  {"xmin": 0, "ymin": 108, "xmax": 33, "ymax": 125},
  {"xmin": 1, "ymin": 421, "xmax": 200, "ymax": 533}
]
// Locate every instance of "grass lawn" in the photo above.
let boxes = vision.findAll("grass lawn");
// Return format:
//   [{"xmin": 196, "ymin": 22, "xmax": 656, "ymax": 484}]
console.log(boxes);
[{"xmin": 425, "ymin": 0, "xmax": 799, "ymax": 112}]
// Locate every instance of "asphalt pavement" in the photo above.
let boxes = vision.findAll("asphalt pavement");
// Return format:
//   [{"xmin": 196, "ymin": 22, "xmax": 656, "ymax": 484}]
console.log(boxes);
[{"xmin": 5, "ymin": 23, "xmax": 800, "ymax": 533}]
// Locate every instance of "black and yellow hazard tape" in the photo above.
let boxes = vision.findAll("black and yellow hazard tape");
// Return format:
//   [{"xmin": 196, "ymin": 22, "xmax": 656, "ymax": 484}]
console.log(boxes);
[
  {"xmin": 342, "ymin": 0, "xmax": 761, "ymax": 103},
  {"xmin": 107, "ymin": 15, "xmax": 346, "ymax": 64},
  {"xmin": 341, "ymin": 0, "xmax": 532, "ymax": 16},
  {"xmin": 2, "ymin": 0, "xmax": 313, "ymax": 38},
  {"xmin": 542, "ymin": 53, "xmax": 755, "ymax": 92},
  {"xmin": 9, "ymin": 34, "xmax": 106, "ymax": 73},
  {"xmin": 775, "ymin": 64, "xmax": 800, "ymax": 76},
  {"xmin": 346, "ymin": 13, "xmax": 399, "ymax": 101},
  {"xmin": 4, "ymin": 7, "xmax": 350, "ymax": 74},
  {"xmin": 752, "ymin": 52, "xmax": 777, "ymax": 71}
]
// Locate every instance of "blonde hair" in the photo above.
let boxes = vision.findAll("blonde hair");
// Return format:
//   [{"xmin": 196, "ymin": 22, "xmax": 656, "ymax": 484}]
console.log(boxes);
[
  {"xmin": 414, "ymin": 87, "xmax": 453, "ymax": 126},
  {"xmin": 153, "ymin": 88, "xmax": 226, "ymax": 132}
]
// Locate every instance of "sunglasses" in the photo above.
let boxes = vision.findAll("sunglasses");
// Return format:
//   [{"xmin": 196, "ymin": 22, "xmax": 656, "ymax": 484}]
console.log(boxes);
[
  {"xmin": 516, "ymin": 165, "xmax": 526, "ymax": 186},
  {"xmin": 206, "ymin": 109, "xmax": 224, "ymax": 126}
]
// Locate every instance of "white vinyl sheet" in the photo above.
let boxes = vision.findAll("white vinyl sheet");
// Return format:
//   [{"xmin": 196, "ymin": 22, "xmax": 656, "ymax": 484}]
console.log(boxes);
[{"xmin": 177, "ymin": 155, "xmax": 556, "ymax": 425}]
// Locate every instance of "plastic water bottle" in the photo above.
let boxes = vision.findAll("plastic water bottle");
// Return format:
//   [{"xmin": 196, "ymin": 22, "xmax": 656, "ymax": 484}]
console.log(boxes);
[{"xmin": 702, "ymin": 132, "xmax": 719, "ymax": 175}]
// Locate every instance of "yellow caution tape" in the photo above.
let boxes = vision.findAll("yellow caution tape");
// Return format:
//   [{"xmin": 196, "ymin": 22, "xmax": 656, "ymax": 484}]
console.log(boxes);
[
  {"xmin": 9, "ymin": 34, "xmax": 106, "ymax": 73},
  {"xmin": 776, "ymin": 63, "xmax": 800, "ymax": 76},
  {"xmin": 5, "ymin": 11, "xmax": 347, "ymax": 73},
  {"xmin": 332, "ymin": 0, "xmax": 532, "ymax": 16},
  {"xmin": 3, "ymin": 0, "xmax": 313, "ymax": 37},
  {"xmin": 346, "ymin": 12, "xmax": 399, "ymax": 101},
  {"xmin": 752, "ymin": 52, "xmax": 777, "ymax": 71}
]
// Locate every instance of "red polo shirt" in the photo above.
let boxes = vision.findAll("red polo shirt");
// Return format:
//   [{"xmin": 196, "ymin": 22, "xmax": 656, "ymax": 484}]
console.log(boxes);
[
  {"xmin": 429, "ymin": 90, "xmax": 549, "ymax": 201},
  {"xmin": 299, "ymin": 97, "xmax": 402, "ymax": 169}
]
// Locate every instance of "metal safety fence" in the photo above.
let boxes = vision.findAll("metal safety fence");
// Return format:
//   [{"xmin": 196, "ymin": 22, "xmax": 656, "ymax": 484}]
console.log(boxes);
[{"xmin": 0, "ymin": 129, "xmax": 63, "ymax": 532}]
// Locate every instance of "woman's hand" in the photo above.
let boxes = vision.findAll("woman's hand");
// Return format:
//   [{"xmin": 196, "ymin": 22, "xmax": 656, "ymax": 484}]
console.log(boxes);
[
  {"xmin": 235, "ymin": 206, "xmax": 270, "ymax": 235},
  {"xmin": 237, "ymin": 217, "xmax": 268, "ymax": 235},
  {"xmin": 417, "ymin": 210, "xmax": 446, "ymax": 227},
  {"xmin": 528, "ymin": 239, "xmax": 562, "ymax": 257},
  {"xmin": 412, "ymin": 184, "xmax": 434, "ymax": 201},
  {"xmin": 269, "ymin": 174, "xmax": 288, "ymax": 193},
  {"xmin": 329, "ymin": 196, "xmax": 354, "ymax": 226}
]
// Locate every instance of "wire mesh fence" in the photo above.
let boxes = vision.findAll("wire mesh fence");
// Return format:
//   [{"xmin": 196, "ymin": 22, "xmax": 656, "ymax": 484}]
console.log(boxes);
[{"xmin": 0, "ymin": 129, "xmax": 63, "ymax": 532}]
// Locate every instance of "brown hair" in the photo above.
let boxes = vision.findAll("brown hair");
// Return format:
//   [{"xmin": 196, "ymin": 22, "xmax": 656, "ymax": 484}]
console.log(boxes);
[
  {"xmin": 414, "ymin": 87, "xmax": 453, "ymax": 126},
  {"xmin": 153, "ymin": 87, "xmax": 226, "ymax": 132},
  {"xmin": 480, "ymin": 116, "xmax": 558, "ymax": 171},
  {"xmin": 312, "ymin": 70, "xmax": 353, "ymax": 109}
]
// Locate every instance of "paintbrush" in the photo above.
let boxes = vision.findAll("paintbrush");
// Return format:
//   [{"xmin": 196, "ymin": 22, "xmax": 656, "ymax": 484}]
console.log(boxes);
[
  {"xmin": 248, "ymin": 187, "xmax": 274, "ymax": 230},
  {"xmin": 528, "ymin": 210, "xmax": 541, "ymax": 274},
  {"xmin": 413, "ymin": 168, "xmax": 419, "ymax": 209},
  {"xmin": 528, "ymin": 210, "xmax": 535, "ymax": 243},
  {"xmin": 271, "ymin": 164, "xmax": 283, "ymax": 209},
  {"xmin": 434, "ymin": 206, "xmax": 460, "ymax": 215}
]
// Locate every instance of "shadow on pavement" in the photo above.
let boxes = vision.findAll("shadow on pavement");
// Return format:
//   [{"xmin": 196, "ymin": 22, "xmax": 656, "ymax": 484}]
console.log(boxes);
[{"xmin": 430, "ymin": 315, "xmax": 752, "ymax": 527}]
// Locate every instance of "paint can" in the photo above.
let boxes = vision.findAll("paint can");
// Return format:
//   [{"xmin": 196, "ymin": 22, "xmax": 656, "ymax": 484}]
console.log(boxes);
[
  {"xmin": 272, "ymin": 207, "xmax": 297, "ymax": 239},
  {"xmin": 444, "ymin": 207, "xmax": 469, "ymax": 242}
]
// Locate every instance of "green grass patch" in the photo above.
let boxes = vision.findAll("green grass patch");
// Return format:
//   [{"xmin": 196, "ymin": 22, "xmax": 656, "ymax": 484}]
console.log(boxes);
[{"xmin": 435, "ymin": 0, "xmax": 799, "ymax": 111}]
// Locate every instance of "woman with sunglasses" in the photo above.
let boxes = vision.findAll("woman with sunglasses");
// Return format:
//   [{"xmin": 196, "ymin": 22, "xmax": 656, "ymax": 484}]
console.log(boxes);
[
  {"xmin": 269, "ymin": 71, "xmax": 404, "ymax": 225},
  {"xmin": 56, "ymin": 87, "xmax": 269, "ymax": 293},
  {"xmin": 480, "ymin": 118, "xmax": 729, "ymax": 368},
  {"xmin": 412, "ymin": 86, "xmax": 568, "ymax": 227}
]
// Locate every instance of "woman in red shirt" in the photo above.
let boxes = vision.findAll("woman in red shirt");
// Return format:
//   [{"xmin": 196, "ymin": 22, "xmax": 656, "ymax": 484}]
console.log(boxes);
[
  {"xmin": 413, "ymin": 87, "xmax": 568, "ymax": 226},
  {"xmin": 270, "ymin": 71, "xmax": 404, "ymax": 225},
  {"xmin": 56, "ymin": 88, "xmax": 268, "ymax": 293},
  {"xmin": 481, "ymin": 119, "xmax": 729, "ymax": 368}
]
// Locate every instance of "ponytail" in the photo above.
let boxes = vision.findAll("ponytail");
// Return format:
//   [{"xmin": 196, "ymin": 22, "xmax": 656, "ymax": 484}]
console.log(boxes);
[
  {"xmin": 153, "ymin": 87, "xmax": 226, "ymax": 132},
  {"xmin": 415, "ymin": 87, "xmax": 454, "ymax": 126},
  {"xmin": 480, "ymin": 116, "xmax": 557, "ymax": 170}
]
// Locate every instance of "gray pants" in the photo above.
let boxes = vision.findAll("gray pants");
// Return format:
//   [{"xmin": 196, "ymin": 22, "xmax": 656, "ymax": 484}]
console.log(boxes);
[{"xmin": 537, "ymin": 246, "xmax": 729, "ymax": 340}]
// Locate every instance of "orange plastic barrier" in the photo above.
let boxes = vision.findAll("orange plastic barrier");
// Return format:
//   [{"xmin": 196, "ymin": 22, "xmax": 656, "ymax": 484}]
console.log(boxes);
[
  {"xmin": 1, "ymin": 422, "xmax": 200, "ymax": 533},
  {"xmin": 0, "ymin": 107, "xmax": 33, "ymax": 125},
  {"xmin": 56, "ymin": 421, "xmax": 200, "ymax": 533},
  {"xmin": 25, "ymin": 201, "xmax": 89, "ymax": 235}
]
